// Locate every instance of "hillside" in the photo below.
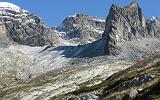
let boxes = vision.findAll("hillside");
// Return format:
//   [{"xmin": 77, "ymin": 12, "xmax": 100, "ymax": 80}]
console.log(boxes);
[{"xmin": 0, "ymin": 1, "xmax": 160, "ymax": 100}]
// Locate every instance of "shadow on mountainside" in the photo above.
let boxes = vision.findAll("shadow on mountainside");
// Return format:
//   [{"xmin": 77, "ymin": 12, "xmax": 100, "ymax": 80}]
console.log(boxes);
[{"xmin": 40, "ymin": 38, "xmax": 107, "ymax": 58}]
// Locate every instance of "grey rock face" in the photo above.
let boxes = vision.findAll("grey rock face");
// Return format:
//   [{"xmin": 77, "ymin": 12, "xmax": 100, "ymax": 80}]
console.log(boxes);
[
  {"xmin": 103, "ymin": 2, "xmax": 160, "ymax": 56},
  {"xmin": 0, "ymin": 6, "xmax": 58, "ymax": 47},
  {"xmin": 0, "ymin": 8, "xmax": 106, "ymax": 47},
  {"xmin": 103, "ymin": 2, "xmax": 148, "ymax": 55},
  {"xmin": 56, "ymin": 13, "xmax": 105, "ymax": 44},
  {"xmin": 147, "ymin": 16, "xmax": 160, "ymax": 37},
  {"xmin": 0, "ymin": 21, "xmax": 11, "ymax": 47}
]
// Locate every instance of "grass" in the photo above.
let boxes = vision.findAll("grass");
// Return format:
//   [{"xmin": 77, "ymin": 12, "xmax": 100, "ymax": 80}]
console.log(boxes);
[
  {"xmin": 1, "ymin": 53, "xmax": 160, "ymax": 99},
  {"xmin": 62, "ymin": 53, "xmax": 160, "ymax": 99}
]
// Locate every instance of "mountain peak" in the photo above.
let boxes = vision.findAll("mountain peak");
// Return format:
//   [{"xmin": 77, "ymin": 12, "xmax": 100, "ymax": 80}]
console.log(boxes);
[
  {"xmin": 128, "ymin": 1, "xmax": 138, "ymax": 8},
  {"xmin": 104, "ymin": 2, "xmax": 147, "ymax": 55},
  {"xmin": 0, "ymin": 2, "xmax": 21, "ymax": 12},
  {"xmin": 0, "ymin": 2, "xmax": 54, "ymax": 47},
  {"xmin": 150, "ymin": 16, "xmax": 159, "ymax": 21},
  {"xmin": 57, "ymin": 13, "xmax": 105, "ymax": 44},
  {"xmin": 110, "ymin": 1, "xmax": 139, "ymax": 11}
]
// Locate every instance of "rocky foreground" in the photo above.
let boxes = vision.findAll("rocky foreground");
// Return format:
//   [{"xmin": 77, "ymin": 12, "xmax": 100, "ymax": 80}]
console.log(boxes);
[
  {"xmin": 0, "ymin": 1, "xmax": 160, "ymax": 100},
  {"xmin": 57, "ymin": 53, "xmax": 160, "ymax": 100}
]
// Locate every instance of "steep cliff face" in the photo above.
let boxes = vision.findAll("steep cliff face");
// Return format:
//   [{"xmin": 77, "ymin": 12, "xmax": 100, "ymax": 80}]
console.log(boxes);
[
  {"xmin": 0, "ymin": 2, "xmax": 59, "ymax": 47},
  {"xmin": 0, "ymin": 5, "xmax": 106, "ymax": 47},
  {"xmin": 56, "ymin": 13, "xmax": 105, "ymax": 44},
  {"xmin": 147, "ymin": 16, "xmax": 160, "ymax": 37},
  {"xmin": 0, "ymin": 22, "xmax": 11, "ymax": 47},
  {"xmin": 103, "ymin": 2, "xmax": 149, "ymax": 55}
]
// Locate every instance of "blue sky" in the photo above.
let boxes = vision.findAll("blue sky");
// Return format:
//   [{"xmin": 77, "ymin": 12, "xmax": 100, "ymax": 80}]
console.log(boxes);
[{"xmin": 1, "ymin": 0, "xmax": 160, "ymax": 26}]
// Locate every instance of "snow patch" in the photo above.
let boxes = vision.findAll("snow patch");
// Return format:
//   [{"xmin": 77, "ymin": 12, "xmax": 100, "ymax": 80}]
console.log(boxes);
[
  {"xmin": 0, "ymin": 2, "xmax": 21, "ymax": 12},
  {"xmin": 150, "ymin": 16, "xmax": 158, "ymax": 21}
]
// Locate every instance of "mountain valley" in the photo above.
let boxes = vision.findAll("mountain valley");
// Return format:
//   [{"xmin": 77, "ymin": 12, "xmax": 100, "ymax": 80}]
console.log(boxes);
[{"xmin": 0, "ymin": 1, "xmax": 160, "ymax": 100}]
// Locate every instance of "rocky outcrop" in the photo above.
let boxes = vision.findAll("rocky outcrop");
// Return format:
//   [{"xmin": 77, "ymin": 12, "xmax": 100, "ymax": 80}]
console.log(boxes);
[
  {"xmin": 103, "ymin": 2, "xmax": 147, "ymax": 55},
  {"xmin": 147, "ymin": 16, "xmax": 160, "ymax": 37},
  {"xmin": 0, "ymin": 21, "xmax": 11, "ymax": 47},
  {"xmin": 56, "ymin": 13, "xmax": 105, "ymax": 44},
  {"xmin": 0, "ymin": 2, "xmax": 59, "ymax": 47},
  {"xmin": 60, "ymin": 53, "xmax": 160, "ymax": 100},
  {"xmin": 103, "ymin": 2, "xmax": 160, "ymax": 55},
  {"xmin": 0, "ymin": 5, "xmax": 105, "ymax": 47}
]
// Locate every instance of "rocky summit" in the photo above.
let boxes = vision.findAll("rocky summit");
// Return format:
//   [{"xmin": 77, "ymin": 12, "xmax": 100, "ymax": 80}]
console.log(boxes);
[
  {"xmin": 56, "ymin": 13, "xmax": 105, "ymax": 45},
  {"xmin": 0, "ymin": 1, "xmax": 160, "ymax": 100},
  {"xmin": 0, "ymin": 2, "xmax": 54, "ymax": 47},
  {"xmin": 104, "ymin": 2, "xmax": 160, "ymax": 56}
]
